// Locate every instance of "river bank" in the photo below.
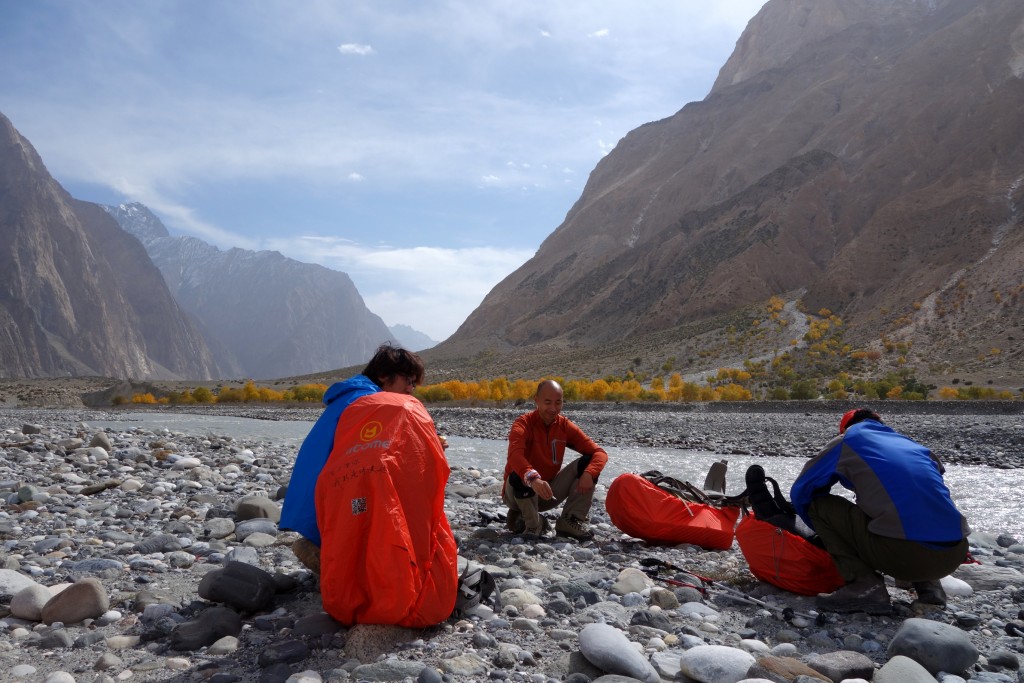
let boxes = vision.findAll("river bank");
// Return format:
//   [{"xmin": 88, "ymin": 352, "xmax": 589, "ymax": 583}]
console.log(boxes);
[{"xmin": 0, "ymin": 407, "xmax": 1022, "ymax": 682}]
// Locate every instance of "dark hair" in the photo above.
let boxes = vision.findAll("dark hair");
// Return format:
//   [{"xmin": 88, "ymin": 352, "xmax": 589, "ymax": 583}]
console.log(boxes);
[
  {"xmin": 362, "ymin": 343, "xmax": 425, "ymax": 388},
  {"xmin": 840, "ymin": 408, "xmax": 882, "ymax": 433}
]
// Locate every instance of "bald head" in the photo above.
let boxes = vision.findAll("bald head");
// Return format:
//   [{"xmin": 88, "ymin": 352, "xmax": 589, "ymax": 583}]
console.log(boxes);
[{"xmin": 534, "ymin": 380, "xmax": 564, "ymax": 425}]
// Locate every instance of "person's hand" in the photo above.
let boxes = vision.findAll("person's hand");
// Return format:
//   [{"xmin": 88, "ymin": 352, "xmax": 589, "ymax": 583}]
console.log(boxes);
[
  {"xmin": 530, "ymin": 478, "xmax": 554, "ymax": 500},
  {"xmin": 577, "ymin": 471, "xmax": 595, "ymax": 494},
  {"xmin": 438, "ymin": 434, "xmax": 448, "ymax": 450}
]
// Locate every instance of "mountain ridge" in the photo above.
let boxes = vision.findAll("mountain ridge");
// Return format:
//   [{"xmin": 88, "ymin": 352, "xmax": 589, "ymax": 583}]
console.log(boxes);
[
  {"xmin": 105, "ymin": 202, "xmax": 398, "ymax": 380},
  {"xmin": 425, "ymin": 0, "xmax": 1024, "ymax": 391}
]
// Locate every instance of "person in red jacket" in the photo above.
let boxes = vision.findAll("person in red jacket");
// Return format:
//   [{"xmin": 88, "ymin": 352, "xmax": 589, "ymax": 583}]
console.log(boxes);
[{"xmin": 503, "ymin": 380, "xmax": 608, "ymax": 540}]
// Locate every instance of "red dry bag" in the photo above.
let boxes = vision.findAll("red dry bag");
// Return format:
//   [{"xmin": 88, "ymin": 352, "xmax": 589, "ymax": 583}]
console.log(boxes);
[
  {"xmin": 606, "ymin": 473, "xmax": 739, "ymax": 550},
  {"xmin": 735, "ymin": 513, "xmax": 844, "ymax": 595}
]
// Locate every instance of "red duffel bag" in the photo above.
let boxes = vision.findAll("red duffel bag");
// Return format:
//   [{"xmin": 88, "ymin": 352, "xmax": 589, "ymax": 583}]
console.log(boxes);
[
  {"xmin": 606, "ymin": 473, "xmax": 739, "ymax": 550},
  {"xmin": 735, "ymin": 513, "xmax": 844, "ymax": 595}
]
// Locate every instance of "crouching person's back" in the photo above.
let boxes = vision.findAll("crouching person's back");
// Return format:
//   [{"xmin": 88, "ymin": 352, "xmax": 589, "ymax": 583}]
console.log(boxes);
[{"xmin": 315, "ymin": 392, "xmax": 457, "ymax": 628}]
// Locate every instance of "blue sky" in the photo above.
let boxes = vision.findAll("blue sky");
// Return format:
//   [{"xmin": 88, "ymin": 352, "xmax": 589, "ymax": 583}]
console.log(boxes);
[{"xmin": 0, "ymin": 0, "xmax": 767, "ymax": 342}]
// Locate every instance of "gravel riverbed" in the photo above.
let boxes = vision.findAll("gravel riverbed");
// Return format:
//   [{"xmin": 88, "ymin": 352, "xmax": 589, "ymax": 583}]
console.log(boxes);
[{"xmin": 0, "ymin": 404, "xmax": 1022, "ymax": 683}]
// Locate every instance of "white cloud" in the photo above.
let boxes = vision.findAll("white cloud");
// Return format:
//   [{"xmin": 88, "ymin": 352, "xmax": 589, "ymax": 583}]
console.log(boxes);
[
  {"xmin": 262, "ymin": 236, "xmax": 533, "ymax": 342},
  {"xmin": 337, "ymin": 43, "xmax": 374, "ymax": 56},
  {"xmin": 0, "ymin": 0, "xmax": 771, "ymax": 340}
]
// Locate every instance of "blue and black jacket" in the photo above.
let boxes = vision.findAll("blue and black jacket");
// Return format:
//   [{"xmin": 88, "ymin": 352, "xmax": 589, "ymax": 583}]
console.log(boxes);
[
  {"xmin": 790, "ymin": 419, "xmax": 969, "ymax": 544},
  {"xmin": 279, "ymin": 374, "xmax": 379, "ymax": 545}
]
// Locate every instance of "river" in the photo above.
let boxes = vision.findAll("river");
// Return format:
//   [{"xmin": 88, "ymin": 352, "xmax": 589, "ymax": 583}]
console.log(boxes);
[{"xmin": 89, "ymin": 412, "xmax": 1023, "ymax": 537}]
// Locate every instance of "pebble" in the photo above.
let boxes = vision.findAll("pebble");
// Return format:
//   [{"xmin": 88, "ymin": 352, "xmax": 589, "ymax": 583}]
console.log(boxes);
[{"xmin": 0, "ymin": 406, "xmax": 1021, "ymax": 682}]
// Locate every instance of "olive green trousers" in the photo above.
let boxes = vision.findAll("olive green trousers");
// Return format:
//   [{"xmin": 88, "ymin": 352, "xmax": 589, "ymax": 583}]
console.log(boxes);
[{"xmin": 808, "ymin": 494, "xmax": 967, "ymax": 583}]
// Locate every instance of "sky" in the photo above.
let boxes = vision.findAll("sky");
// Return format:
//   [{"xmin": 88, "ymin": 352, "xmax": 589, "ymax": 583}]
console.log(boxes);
[{"xmin": 0, "ymin": 0, "xmax": 768, "ymax": 342}]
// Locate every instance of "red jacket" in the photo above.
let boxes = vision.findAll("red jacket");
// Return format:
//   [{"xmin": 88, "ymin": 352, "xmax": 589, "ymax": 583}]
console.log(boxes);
[{"xmin": 504, "ymin": 410, "xmax": 608, "ymax": 483}]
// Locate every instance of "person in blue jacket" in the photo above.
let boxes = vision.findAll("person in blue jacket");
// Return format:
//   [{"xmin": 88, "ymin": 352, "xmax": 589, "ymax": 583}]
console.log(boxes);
[
  {"xmin": 790, "ymin": 408, "xmax": 970, "ymax": 614},
  {"xmin": 280, "ymin": 343, "xmax": 428, "ymax": 573}
]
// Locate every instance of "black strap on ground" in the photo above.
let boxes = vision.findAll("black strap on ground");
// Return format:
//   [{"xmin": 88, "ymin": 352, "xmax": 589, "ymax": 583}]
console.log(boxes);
[{"xmin": 639, "ymin": 556, "xmax": 818, "ymax": 622}]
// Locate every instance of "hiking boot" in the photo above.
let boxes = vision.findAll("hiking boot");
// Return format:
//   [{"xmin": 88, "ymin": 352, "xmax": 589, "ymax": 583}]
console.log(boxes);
[
  {"xmin": 291, "ymin": 537, "xmax": 321, "ymax": 575},
  {"xmin": 745, "ymin": 465, "xmax": 782, "ymax": 521},
  {"xmin": 815, "ymin": 575, "xmax": 892, "ymax": 615},
  {"xmin": 523, "ymin": 515, "xmax": 550, "ymax": 538},
  {"xmin": 555, "ymin": 515, "xmax": 594, "ymax": 541},
  {"xmin": 912, "ymin": 580, "xmax": 947, "ymax": 608},
  {"xmin": 506, "ymin": 509, "xmax": 526, "ymax": 534}
]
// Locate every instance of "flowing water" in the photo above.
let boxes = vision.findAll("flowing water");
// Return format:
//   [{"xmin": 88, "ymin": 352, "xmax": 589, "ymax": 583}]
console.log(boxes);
[{"xmin": 90, "ymin": 412, "xmax": 1024, "ymax": 537}]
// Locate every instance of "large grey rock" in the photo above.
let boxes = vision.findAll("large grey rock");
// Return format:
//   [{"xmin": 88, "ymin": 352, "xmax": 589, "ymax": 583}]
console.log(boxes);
[
  {"xmin": 874, "ymin": 655, "xmax": 938, "ymax": 683},
  {"xmin": 805, "ymin": 650, "xmax": 874, "ymax": 682},
  {"xmin": 0, "ymin": 569, "xmax": 40, "ymax": 600},
  {"xmin": 953, "ymin": 563, "xmax": 1024, "ymax": 591},
  {"xmin": 678, "ymin": 644, "xmax": 757, "ymax": 683},
  {"xmin": 169, "ymin": 606, "xmax": 243, "ymax": 651},
  {"xmin": 578, "ymin": 623, "xmax": 660, "ymax": 683},
  {"xmin": 10, "ymin": 583, "xmax": 53, "ymax": 621},
  {"xmin": 887, "ymin": 618, "xmax": 979, "ymax": 675},
  {"xmin": 41, "ymin": 577, "xmax": 109, "ymax": 625},
  {"xmin": 198, "ymin": 560, "xmax": 277, "ymax": 612}
]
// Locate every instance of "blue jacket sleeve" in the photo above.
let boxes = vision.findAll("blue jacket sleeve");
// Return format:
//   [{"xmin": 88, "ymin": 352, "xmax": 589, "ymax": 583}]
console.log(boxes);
[
  {"xmin": 790, "ymin": 435, "xmax": 845, "ymax": 530},
  {"xmin": 279, "ymin": 375, "xmax": 378, "ymax": 545}
]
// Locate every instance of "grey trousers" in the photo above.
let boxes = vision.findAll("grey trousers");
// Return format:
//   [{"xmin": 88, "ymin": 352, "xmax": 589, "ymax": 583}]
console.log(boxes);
[
  {"xmin": 502, "ymin": 456, "xmax": 595, "ymax": 523},
  {"xmin": 809, "ymin": 494, "xmax": 967, "ymax": 583}
]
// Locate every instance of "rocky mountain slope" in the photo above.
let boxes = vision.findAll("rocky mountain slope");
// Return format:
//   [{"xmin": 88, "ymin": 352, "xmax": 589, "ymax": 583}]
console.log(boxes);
[
  {"xmin": 0, "ymin": 113, "xmax": 219, "ymax": 380},
  {"xmin": 105, "ymin": 203, "xmax": 397, "ymax": 379},
  {"xmin": 429, "ymin": 0, "xmax": 1024, "ymax": 390}
]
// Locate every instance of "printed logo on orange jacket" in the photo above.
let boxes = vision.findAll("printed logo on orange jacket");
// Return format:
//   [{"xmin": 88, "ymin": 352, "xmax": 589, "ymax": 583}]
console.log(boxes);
[
  {"xmin": 344, "ymin": 419, "xmax": 392, "ymax": 456},
  {"xmin": 360, "ymin": 421, "xmax": 384, "ymax": 441}
]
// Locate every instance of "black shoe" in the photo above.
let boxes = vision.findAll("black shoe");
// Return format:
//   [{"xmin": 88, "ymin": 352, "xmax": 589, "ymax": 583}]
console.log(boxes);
[
  {"xmin": 506, "ymin": 509, "xmax": 526, "ymax": 534},
  {"xmin": 912, "ymin": 580, "xmax": 947, "ymax": 608},
  {"xmin": 745, "ymin": 465, "xmax": 783, "ymax": 520}
]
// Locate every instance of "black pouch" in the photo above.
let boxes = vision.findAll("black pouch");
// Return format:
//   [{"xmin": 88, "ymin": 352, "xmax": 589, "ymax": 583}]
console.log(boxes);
[{"xmin": 508, "ymin": 471, "xmax": 536, "ymax": 498}]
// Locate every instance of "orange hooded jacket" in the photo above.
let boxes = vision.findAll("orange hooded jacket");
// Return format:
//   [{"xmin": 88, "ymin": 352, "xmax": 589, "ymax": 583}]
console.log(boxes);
[{"xmin": 315, "ymin": 392, "xmax": 457, "ymax": 627}]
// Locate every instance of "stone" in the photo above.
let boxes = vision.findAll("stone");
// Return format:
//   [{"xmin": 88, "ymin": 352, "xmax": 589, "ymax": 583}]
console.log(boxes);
[
  {"xmin": 134, "ymin": 533, "xmax": 182, "ymax": 554},
  {"xmin": 169, "ymin": 606, "xmax": 243, "ymax": 651},
  {"xmin": 198, "ymin": 560, "xmax": 278, "ymax": 612},
  {"xmin": 887, "ymin": 617, "xmax": 979, "ymax": 675},
  {"xmin": 89, "ymin": 431, "xmax": 112, "ymax": 450},
  {"xmin": 678, "ymin": 644, "xmax": 756, "ymax": 683},
  {"xmin": 10, "ymin": 582, "xmax": 52, "ymax": 621},
  {"xmin": 610, "ymin": 567, "xmax": 651, "ymax": 595},
  {"xmin": 233, "ymin": 518, "xmax": 278, "ymax": 540},
  {"xmin": 344, "ymin": 624, "xmax": 419, "ymax": 663},
  {"xmin": 356, "ymin": 658, "xmax": 434, "ymax": 680},
  {"xmin": 0, "ymin": 569, "xmax": 45, "ymax": 600},
  {"xmin": 874, "ymin": 654, "xmax": 937, "ymax": 683},
  {"xmin": 257, "ymin": 639, "xmax": 310, "ymax": 666},
  {"xmin": 41, "ymin": 577, "xmax": 109, "ymax": 625},
  {"xmin": 234, "ymin": 494, "xmax": 280, "ymax": 522},
  {"xmin": 203, "ymin": 517, "xmax": 235, "ymax": 539},
  {"xmin": 953, "ymin": 563, "xmax": 1024, "ymax": 591},
  {"xmin": 805, "ymin": 650, "xmax": 874, "ymax": 682},
  {"xmin": 578, "ymin": 623, "xmax": 660, "ymax": 683}
]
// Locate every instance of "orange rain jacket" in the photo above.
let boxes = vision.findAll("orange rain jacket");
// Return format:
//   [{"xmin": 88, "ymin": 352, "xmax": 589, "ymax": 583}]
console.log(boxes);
[
  {"xmin": 315, "ymin": 392, "xmax": 457, "ymax": 628},
  {"xmin": 504, "ymin": 411, "xmax": 608, "ymax": 484}
]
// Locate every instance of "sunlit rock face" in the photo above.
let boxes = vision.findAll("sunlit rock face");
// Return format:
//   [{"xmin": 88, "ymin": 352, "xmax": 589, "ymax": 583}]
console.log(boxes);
[
  {"xmin": 439, "ymin": 0, "xmax": 1024, "ymax": 377},
  {"xmin": 0, "ymin": 112, "xmax": 218, "ymax": 380}
]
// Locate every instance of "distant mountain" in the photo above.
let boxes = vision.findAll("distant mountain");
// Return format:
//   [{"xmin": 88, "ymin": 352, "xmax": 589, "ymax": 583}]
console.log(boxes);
[
  {"xmin": 0, "ymin": 112, "xmax": 218, "ymax": 380},
  {"xmin": 388, "ymin": 324, "xmax": 437, "ymax": 352},
  {"xmin": 105, "ymin": 203, "xmax": 397, "ymax": 379},
  {"xmin": 430, "ymin": 0, "xmax": 1024, "ymax": 386}
]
